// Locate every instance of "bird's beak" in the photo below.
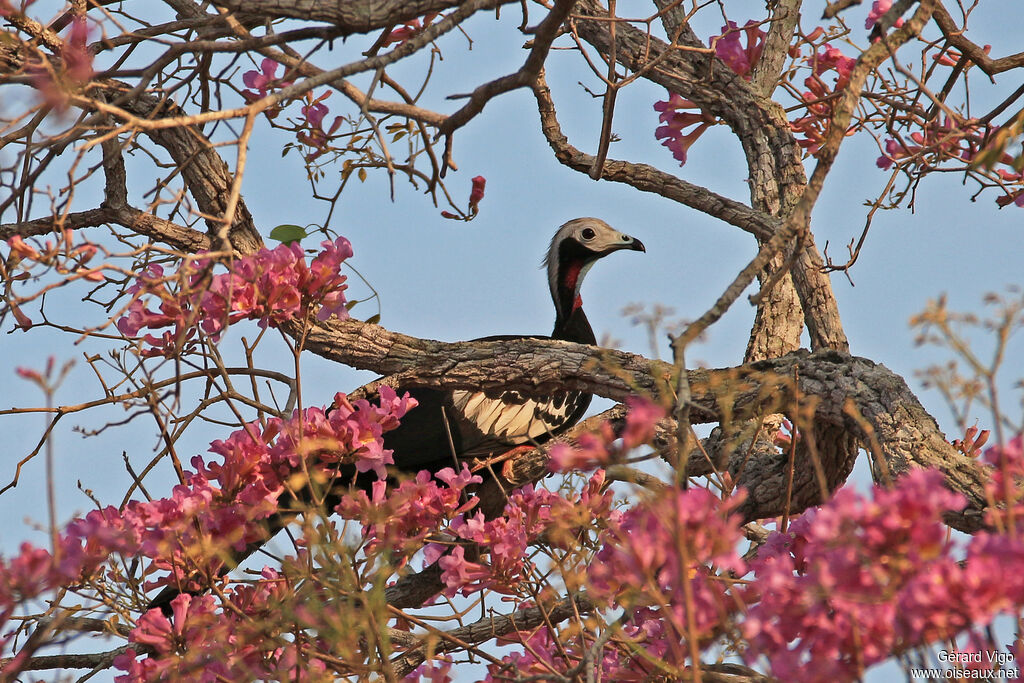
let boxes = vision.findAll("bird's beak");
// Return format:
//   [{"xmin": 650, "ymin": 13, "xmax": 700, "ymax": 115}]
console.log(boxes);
[{"xmin": 595, "ymin": 232, "xmax": 646, "ymax": 257}]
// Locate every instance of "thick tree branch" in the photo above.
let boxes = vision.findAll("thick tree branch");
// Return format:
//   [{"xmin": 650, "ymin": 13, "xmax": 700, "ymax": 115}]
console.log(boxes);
[
  {"xmin": 0, "ymin": 645, "xmax": 145, "ymax": 674},
  {"xmin": 750, "ymin": 0, "xmax": 802, "ymax": 98},
  {"xmin": 210, "ymin": 0, "xmax": 518, "ymax": 33},
  {"xmin": 0, "ymin": 207, "xmax": 213, "ymax": 252},
  {"xmin": 0, "ymin": 209, "xmax": 115, "ymax": 240},
  {"xmin": 300, "ymin": 318, "xmax": 989, "ymax": 529}
]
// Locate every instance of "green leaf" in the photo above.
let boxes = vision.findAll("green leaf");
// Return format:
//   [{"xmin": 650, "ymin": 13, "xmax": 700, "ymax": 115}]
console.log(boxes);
[
  {"xmin": 358, "ymin": 168, "xmax": 367, "ymax": 182},
  {"xmin": 366, "ymin": 313, "xmax": 381, "ymax": 325},
  {"xmin": 269, "ymin": 224, "xmax": 308, "ymax": 245}
]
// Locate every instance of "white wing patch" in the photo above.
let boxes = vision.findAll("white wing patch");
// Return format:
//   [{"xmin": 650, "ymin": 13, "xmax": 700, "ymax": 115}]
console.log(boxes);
[{"xmin": 451, "ymin": 389, "xmax": 579, "ymax": 444}]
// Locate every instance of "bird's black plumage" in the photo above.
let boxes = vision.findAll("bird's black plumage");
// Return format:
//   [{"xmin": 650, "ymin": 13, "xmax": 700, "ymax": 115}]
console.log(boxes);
[{"xmin": 147, "ymin": 218, "xmax": 643, "ymax": 613}]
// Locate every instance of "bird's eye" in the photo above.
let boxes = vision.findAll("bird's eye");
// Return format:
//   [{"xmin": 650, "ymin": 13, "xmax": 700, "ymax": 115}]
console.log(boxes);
[
  {"xmin": 621, "ymin": 234, "xmax": 630, "ymax": 241},
  {"xmin": 581, "ymin": 228, "xmax": 596, "ymax": 240}
]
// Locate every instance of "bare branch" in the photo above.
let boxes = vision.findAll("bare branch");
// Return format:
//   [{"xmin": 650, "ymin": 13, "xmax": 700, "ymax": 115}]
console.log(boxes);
[
  {"xmin": 931, "ymin": 3, "xmax": 1024, "ymax": 76},
  {"xmin": 531, "ymin": 71, "xmax": 777, "ymax": 241},
  {"xmin": 438, "ymin": 0, "xmax": 576, "ymax": 136},
  {"xmin": 391, "ymin": 592, "xmax": 597, "ymax": 677}
]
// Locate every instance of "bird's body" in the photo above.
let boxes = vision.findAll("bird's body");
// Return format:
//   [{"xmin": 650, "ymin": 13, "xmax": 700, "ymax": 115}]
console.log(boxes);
[{"xmin": 148, "ymin": 217, "xmax": 643, "ymax": 613}]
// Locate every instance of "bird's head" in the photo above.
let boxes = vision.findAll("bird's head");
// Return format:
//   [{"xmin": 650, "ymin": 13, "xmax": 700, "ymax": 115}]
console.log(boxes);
[{"xmin": 544, "ymin": 217, "xmax": 645, "ymax": 323}]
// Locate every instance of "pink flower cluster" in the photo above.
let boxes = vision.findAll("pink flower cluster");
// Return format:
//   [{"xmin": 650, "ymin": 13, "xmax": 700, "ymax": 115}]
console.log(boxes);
[
  {"xmin": 296, "ymin": 91, "xmax": 344, "ymax": 160},
  {"xmin": 0, "ymin": 387, "xmax": 414, "ymax": 668},
  {"xmin": 743, "ymin": 465, "xmax": 1024, "ymax": 681},
  {"xmin": 7, "ymin": 380, "xmax": 1024, "ymax": 683},
  {"xmin": 116, "ymin": 237, "xmax": 352, "ymax": 356},
  {"xmin": 952, "ymin": 425, "xmax": 991, "ymax": 457},
  {"xmin": 133, "ymin": 388, "xmax": 413, "ymax": 595},
  {"xmin": 436, "ymin": 471, "xmax": 617, "ymax": 597},
  {"xmin": 61, "ymin": 18, "xmax": 93, "ymax": 83},
  {"xmin": 653, "ymin": 21, "xmax": 767, "ymax": 166},
  {"xmin": 0, "ymin": 541, "xmax": 91, "ymax": 670},
  {"xmin": 488, "ymin": 482, "xmax": 740, "ymax": 681},
  {"xmin": 241, "ymin": 59, "xmax": 291, "ymax": 103},
  {"xmin": 26, "ymin": 17, "xmax": 93, "ymax": 110},
  {"xmin": 335, "ymin": 466, "xmax": 482, "ymax": 561},
  {"xmin": 487, "ymin": 621, "xmax": 669, "ymax": 682},
  {"xmin": 495, "ymin": 439, "xmax": 1024, "ymax": 681},
  {"xmin": 876, "ymin": 115, "xmax": 978, "ymax": 171},
  {"xmin": 789, "ymin": 40, "xmax": 857, "ymax": 154},
  {"xmin": 405, "ymin": 656, "xmax": 453, "ymax": 682},
  {"xmin": 589, "ymin": 486, "xmax": 745, "ymax": 640},
  {"xmin": 549, "ymin": 396, "xmax": 665, "ymax": 471},
  {"xmin": 878, "ymin": 116, "xmax": 1024, "ymax": 208},
  {"xmin": 240, "ymin": 60, "xmax": 344, "ymax": 157},
  {"xmin": 982, "ymin": 433, "xmax": 1024, "ymax": 528},
  {"xmin": 114, "ymin": 570, "xmax": 335, "ymax": 682}
]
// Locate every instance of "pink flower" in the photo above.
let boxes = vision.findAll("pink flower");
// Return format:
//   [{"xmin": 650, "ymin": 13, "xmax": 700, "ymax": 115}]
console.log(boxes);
[
  {"xmin": 406, "ymin": 656, "xmax": 453, "ymax": 683},
  {"xmin": 240, "ymin": 59, "xmax": 292, "ymax": 118},
  {"xmin": 866, "ymin": 0, "xmax": 904, "ymax": 30},
  {"xmin": 62, "ymin": 18, "xmax": 93, "ymax": 83},
  {"xmin": 653, "ymin": 93, "xmax": 716, "ymax": 166},
  {"xmin": 714, "ymin": 21, "xmax": 766, "ymax": 79},
  {"xmin": 301, "ymin": 100, "xmax": 328, "ymax": 128},
  {"xmin": 875, "ymin": 116, "xmax": 979, "ymax": 171},
  {"xmin": 982, "ymin": 434, "xmax": 1024, "ymax": 528},
  {"xmin": 877, "ymin": 137, "xmax": 910, "ymax": 169},
  {"xmin": 15, "ymin": 366, "xmax": 43, "ymax": 383},
  {"xmin": 589, "ymin": 486, "xmax": 745, "ymax": 640},
  {"xmin": 7, "ymin": 235, "xmax": 41, "ymax": 260},
  {"xmin": 813, "ymin": 45, "xmax": 856, "ymax": 85},
  {"xmin": 745, "ymin": 469, "xmax": 970, "ymax": 680},
  {"xmin": 788, "ymin": 45, "xmax": 859, "ymax": 155},
  {"xmin": 441, "ymin": 175, "xmax": 489, "ymax": 220},
  {"xmin": 438, "ymin": 546, "xmax": 491, "ymax": 596},
  {"xmin": 622, "ymin": 396, "xmax": 664, "ymax": 448},
  {"xmin": 469, "ymin": 175, "xmax": 486, "ymax": 213},
  {"xmin": 380, "ymin": 14, "xmax": 438, "ymax": 47},
  {"xmin": 296, "ymin": 91, "xmax": 343, "ymax": 157},
  {"xmin": 549, "ymin": 398, "xmax": 660, "ymax": 471},
  {"xmin": 336, "ymin": 462, "xmax": 477, "ymax": 561},
  {"xmin": 548, "ymin": 431, "xmax": 610, "ymax": 471},
  {"xmin": 242, "ymin": 58, "xmax": 291, "ymax": 99}
]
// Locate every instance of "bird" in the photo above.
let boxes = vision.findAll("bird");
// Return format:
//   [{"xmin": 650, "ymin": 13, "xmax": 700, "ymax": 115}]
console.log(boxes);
[
  {"xmin": 374, "ymin": 217, "xmax": 645, "ymax": 475},
  {"xmin": 147, "ymin": 217, "xmax": 644, "ymax": 613}
]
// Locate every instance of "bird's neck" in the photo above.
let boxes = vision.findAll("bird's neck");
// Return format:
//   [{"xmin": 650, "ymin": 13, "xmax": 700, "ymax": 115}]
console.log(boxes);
[
  {"xmin": 553, "ymin": 303, "xmax": 596, "ymax": 344},
  {"xmin": 550, "ymin": 247, "xmax": 598, "ymax": 344}
]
